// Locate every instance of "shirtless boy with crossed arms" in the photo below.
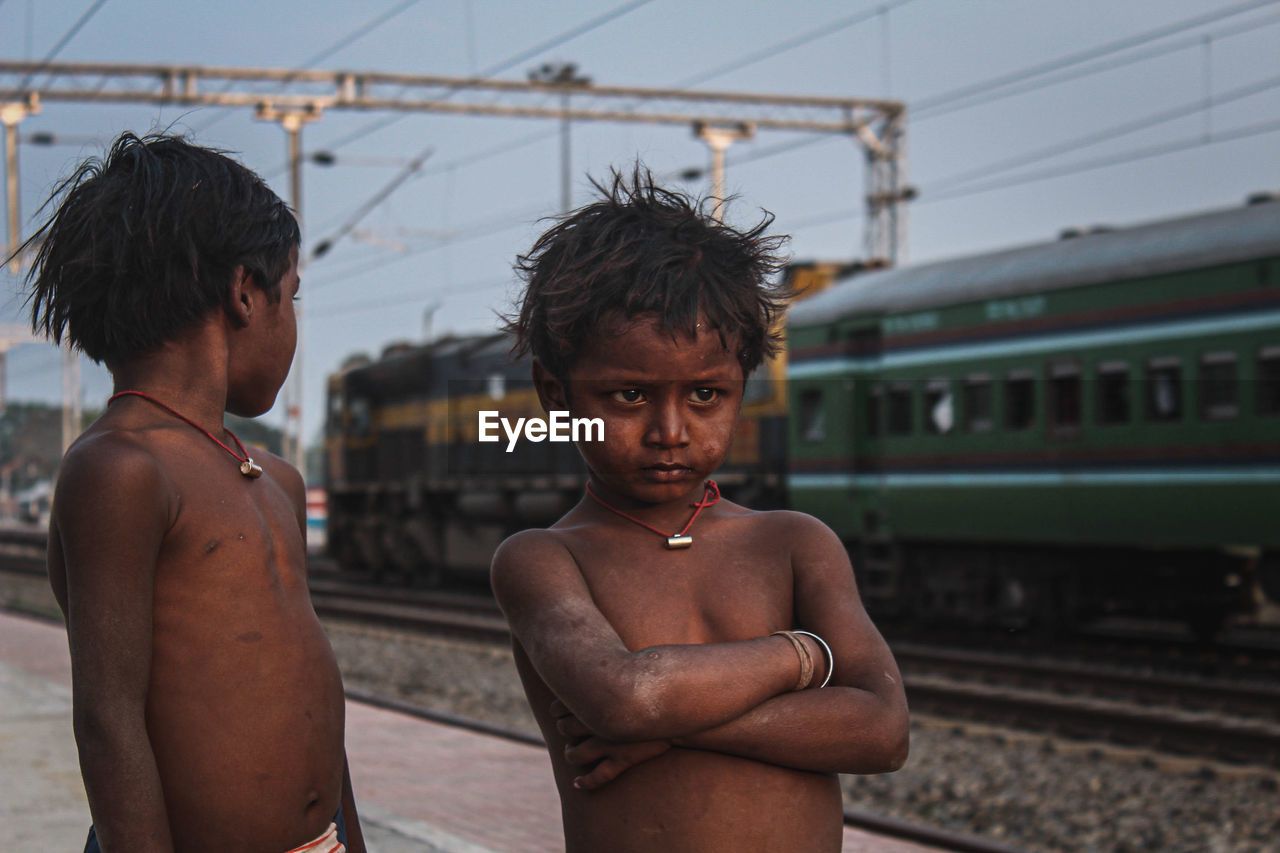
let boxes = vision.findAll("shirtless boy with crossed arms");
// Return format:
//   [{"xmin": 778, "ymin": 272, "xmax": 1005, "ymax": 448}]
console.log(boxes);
[
  {"xmin": 493, "ymin": 171, "xmax": 909, "ymax": 852},
  {"xmin": 21, "ymin": 133, "xmax": 364, "ymax": 853}
]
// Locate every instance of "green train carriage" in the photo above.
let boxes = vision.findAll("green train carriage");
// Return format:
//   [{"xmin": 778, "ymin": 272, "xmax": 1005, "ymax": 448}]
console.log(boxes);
[{"xmin": 786, "ymin": 197, "xmax": 1280, "ymax": 634}]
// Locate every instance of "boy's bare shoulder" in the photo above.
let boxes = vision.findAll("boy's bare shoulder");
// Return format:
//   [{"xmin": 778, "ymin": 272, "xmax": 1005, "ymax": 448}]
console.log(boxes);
[
  {"xmin": 732, "ymin": 506, "xmax": 844, "ymax": 551},
  {"xmin": 254, "ymin": 448, "xmax": 307, "ymax": 506},
  {"xmin": 56, "ymin": 425, "xmax": 174, "ymax": 506},
  {"xmin": 492, "ymin": 526, "xmax": 577, "ymax": 575},
  {"xmin": 490, "ymin": 526, "xmax": 591, "ymax": 624}
]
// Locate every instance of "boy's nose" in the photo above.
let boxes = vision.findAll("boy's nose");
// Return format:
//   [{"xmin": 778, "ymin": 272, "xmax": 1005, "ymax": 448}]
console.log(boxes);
[{"xmin": 645, "ymin": 400, "xmax": 690, "ymax": 448}]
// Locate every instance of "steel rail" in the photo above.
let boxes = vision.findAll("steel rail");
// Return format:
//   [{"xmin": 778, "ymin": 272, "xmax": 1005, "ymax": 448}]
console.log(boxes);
[{"xmin": 891, "ymin": 641, "xmax": 1280, "ymax": 717}]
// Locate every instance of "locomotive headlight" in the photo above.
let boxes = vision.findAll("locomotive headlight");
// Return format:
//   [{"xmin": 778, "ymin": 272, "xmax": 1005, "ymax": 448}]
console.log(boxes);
[{"xmin": 1225, "ymin": 572, "xmax": 1242, "ymax": 588}]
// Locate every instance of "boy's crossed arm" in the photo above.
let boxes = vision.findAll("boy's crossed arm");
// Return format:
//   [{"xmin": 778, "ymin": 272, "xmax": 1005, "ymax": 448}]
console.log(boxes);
[
  {"xmin": 492, "ymin": 528, "xmax": 831, "ymax": 744},
  {"xmin": 53, "ymin": 435, "xmax": 177, "ymax": 851},
  {"xmin": 519, "ymin": 514, "xmax": 910, "ymax": 789}
]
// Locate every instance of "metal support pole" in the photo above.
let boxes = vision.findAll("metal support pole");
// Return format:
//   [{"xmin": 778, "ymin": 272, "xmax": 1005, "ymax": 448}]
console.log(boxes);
[
  {"xmin": 2, "ymin": 95, "xmax": 40, "ymax": 273},
  {"xmin": 862, "ymin": 110, "xmax": 911, "ymax": 266},
  {"xmin": 693, "ymin": 121, "xmax": 754, "ymax": 222},
  {"xmin": 61, "ymin": 341, "xmax": 81, "ymax": 455},
  {"xmin": 0, "ymin": 325, "xmax": 35, "ymax": 421},
  {"xmin": 256, "ymin": 103, "xmax": 322, "ymax": 478},
  {"xmin": 559, "ymin": 93, "xmax": 571, "ymax": 212},
  {"xmin": 527, "ymin": 63, "xmax": 590, "ymax": 213}
]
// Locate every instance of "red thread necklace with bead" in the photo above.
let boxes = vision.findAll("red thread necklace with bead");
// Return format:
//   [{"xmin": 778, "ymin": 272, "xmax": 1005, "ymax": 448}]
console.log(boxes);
[
  {"xmin": 107, "ymin": 390, "xmax": 263, "ymax": 479},
  {"xmin": 585, "ymin": 479, "xmax": 720, "ymax": 549}
]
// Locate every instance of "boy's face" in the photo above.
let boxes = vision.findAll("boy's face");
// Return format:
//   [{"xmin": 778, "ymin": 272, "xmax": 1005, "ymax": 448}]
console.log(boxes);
[
  {"xmin": 227, "ymin": 246, "xmax": 299, "ymax": 417},
  {"xmin": 550, "ymin": 313, "xmax": 744, "ymax": 506}
]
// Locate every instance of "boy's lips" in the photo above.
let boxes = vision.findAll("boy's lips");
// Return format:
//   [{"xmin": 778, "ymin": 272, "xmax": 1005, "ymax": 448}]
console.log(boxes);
[{"xmin": 642, "ymin": 463, "xmax": 694, "ymax": 481}]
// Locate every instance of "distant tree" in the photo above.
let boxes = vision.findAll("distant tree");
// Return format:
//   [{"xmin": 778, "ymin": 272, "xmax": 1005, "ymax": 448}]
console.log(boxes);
[{"xmin": 0, "ymin": 402, "xmax": 63, "ymax": 492}]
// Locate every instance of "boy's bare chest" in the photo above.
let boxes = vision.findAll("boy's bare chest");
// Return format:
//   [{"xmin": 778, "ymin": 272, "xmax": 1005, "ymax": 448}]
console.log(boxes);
[
  {"xmin": 575, "ymin": 523, "xmax": 795, "ymax": 646},
  {"xmin": 158, "ymin": 473, "xmax": 306, "ymax": 591}
]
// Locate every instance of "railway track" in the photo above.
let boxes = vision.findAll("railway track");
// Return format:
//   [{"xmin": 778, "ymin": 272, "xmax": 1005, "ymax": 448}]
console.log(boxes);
[
  {"xmin": 308, "ymin": 576, "xmax": 1280, "ymax": 771},
  {"xmin": 4, "ymin": 529, "xmax": 1278, "ymax": 772}
]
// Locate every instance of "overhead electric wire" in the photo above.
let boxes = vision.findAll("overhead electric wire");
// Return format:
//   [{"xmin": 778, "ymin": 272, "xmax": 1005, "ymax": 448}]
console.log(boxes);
[
  {"xmin": 928, "ymin": 72, "xmax": 1280, "ymax": 196},
  {"xmin": 189, "ymin": 0, "xmax": 427, "ymax": 136},
  {"xmin": 925, "ymin": 117, "xmax": 1280, "ymax": 205},
  {"xmin": 317, "ymin": 0, "xmax": 657, "ymax": 154},
  {"xmin": 285, "ymin": 0, "xmax": 657, "ymax": 241},
  {"xmin": 293, "ymin": 0, "xmax": 425, "ymax": 72},
  {"xmin": 18, "ymin": 0, "xmax": 111, "ymax": 89},
  {"xmin": 715, "ymin": 1, "xmax": 1280, "ymax": 174},
  {"xmin": 673, "ymin": 0, "xmax": 917, "ymax": 89},
  {"xmin": 305, "ymin": 1, "xmax": 1280, "ymax": 317},
  {"xmin": 914, "ymin": 6, "xmax": 1280, "ymax": 120},
  {"xmin": 357, "ymin": 1, "xmax": 915, "ymax": 190},
  {"xmin": 783, "ymin": 114, "xmax": 1280, "ymax": 231},
  {"xmin": 307, "ymin": 275, "xmax": 510, "ymax": 319},
  {"xmin": 336, "ymin": 0, "xmax": 1278, "ymax": 187},
  {"xmin": 914, "ymin": 0, "xmax": 1280, "ymax": 116},
  {"xmin": 307, "ymin": 1, "xmax": 904, "ymax": 263},
  {"xmin": 308, "ymin": 126, "xmax": 559, "ymax": 235},
  {"xmin": 309, "ymin": 145, "xmax": 434, "ymax": 259},
  {"xmin": 305, "ymin": 202, "xmax": 545, "ymax": 293}
]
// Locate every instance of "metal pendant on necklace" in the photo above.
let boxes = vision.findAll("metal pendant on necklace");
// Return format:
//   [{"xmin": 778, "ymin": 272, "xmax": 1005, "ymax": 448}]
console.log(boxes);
[
  {"xmin": 585, "ymin": 481, "xmax": 721, "ymax": 549},
  {"xmin": 240, "ymin": 458, "xmax": 264, "ymax": 478}
]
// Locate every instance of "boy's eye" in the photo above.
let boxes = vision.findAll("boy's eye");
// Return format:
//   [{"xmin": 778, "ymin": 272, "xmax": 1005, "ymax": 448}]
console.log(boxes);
[
  {"xmin": 611, "ymin": 389, "xmax": 645, "ymax": 403},
  {"xmin": 689, "ymin": 388, "xmax": 719, "ymax": 403}
]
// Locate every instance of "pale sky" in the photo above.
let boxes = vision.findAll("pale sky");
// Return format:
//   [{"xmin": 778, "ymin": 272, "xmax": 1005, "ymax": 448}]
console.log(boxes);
[{"xmin": 2, "ymin": 0, "xmax": 1278, "ymax": 447}]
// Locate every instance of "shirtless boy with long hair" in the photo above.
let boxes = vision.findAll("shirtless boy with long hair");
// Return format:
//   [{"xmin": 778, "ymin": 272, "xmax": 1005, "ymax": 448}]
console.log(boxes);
[
  {"xmin": 493, "ymin": 170, "xmax": 909, "ymax": 852},
  {"xmin": 20, "ymin": 133, "xmax": 365, "ymax": 853}
]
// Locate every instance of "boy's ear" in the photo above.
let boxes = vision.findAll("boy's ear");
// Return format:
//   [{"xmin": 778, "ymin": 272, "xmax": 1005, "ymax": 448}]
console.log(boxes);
[
  {"xmin": 531, "ymin": 357, "xmax": 569, "ymax": 413},
  {"xmin": 226, "ymin": 265, "xmax": 255, "ymax": 329}
]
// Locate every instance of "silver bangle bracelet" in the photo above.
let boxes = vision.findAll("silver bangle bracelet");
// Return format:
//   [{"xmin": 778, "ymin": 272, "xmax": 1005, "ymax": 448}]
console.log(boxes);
[{"xmin": 792, "ymin": 630, "xmax": 834, "ymax": 688}]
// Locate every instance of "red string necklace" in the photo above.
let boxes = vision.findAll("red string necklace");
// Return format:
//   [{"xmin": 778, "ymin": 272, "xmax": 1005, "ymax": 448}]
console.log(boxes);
[
  {"xmin": 585, "ymin": 479, "xmax": 720, "ymax": 550},
  {"xmin": 107, "ymin": 390, "xmax": 263, "ymax": 479}
]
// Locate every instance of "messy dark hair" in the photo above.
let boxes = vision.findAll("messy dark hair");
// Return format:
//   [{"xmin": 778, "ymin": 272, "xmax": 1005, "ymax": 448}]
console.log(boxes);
[
  {"xmin": 507, "ymin": 166, "xmax": 790, "ymax": 380},
  {"xmin": 19, "ymin": 132, "xmax": 299, "ymax": 366}
]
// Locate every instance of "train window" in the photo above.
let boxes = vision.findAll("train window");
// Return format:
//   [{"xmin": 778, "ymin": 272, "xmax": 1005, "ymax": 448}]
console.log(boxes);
[
  {"xmin": 798, "ymin": 388, "xmax": 826, "ymax": 442},
  {"xmin": 1199, "ymin": 351, "xmax": 1238, "ymax": 420},
  {"xmin": 964, "ymin": 375, "xmax": 993, "ymax": 432},
  {"xmin": 486, "ymin": 373, "xmax": 506, "ymax": 401},
  {"xmin": 743, "ymin": 369, "xmax": 773, "ymax": 405},
  {"xmin": 349, "ymin": 396, "xmax": 372, "ymax": 438},
  {"xmin": 923, "ymin": 379, "xmax": 954, "ymax": 434},
  {"xmin": 1004, "ymin": 370, "xmax": 1035, "ymax": 430},
  {"xmin": 866, "ymin": 384, "xmax": 884, "ymax": 438},
  {"xmin": 1258, "ymin": 346, "xmax": 1280, "ymax": 416},
  {"xmin": 1095, "ymin": 361, "xmax": 1130, "ymax": 425},
  {"xmin": 887, "ymin": 383, "xmax": 913, "ymax": 435},
  {"xmin": 326, "ymin": 390, "xmax": 345, "ymax": 433},
  {"xmin": 1145, "ymin": 357, "xmax": 1183, "ymax": 422},
  {"xmin": 1047, "ymin": 361, "xmax": 1082, "ymax": 432}
]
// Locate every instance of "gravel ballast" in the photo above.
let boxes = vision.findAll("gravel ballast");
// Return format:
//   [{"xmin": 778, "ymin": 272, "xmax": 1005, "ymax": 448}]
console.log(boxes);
[{"xmin": 323, "ymin": 619, "xmax": 1280, "ymax": 853}]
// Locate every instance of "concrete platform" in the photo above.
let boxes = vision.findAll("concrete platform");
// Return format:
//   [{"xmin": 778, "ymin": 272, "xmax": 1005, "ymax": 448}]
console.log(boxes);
[{"xmin": 1, "ymin": 610, "xmax": 941, "ymax": 852}]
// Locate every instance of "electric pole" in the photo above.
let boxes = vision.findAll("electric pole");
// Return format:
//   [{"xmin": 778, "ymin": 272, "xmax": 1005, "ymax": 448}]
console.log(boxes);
[
  {"xmin": 528, "ymin": 62, "xmax": 591, "ymax": 212},
  {"xmin": 255, "ymin": 103, "xmax": 322, "ymax": 477},
  {"xmin": 693, "ymin": 121, "xmax": 754, "ymax": 222},
  {"xmin": 2, "ymin": 94, "xmax": 39, "ymax": 273}
]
